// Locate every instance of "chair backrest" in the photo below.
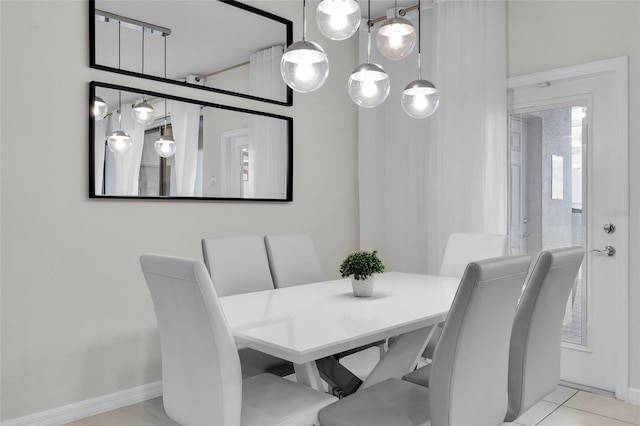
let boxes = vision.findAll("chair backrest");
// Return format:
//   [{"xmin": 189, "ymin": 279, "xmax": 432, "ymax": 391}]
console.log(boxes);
[
  {"xmin": 202, "ymin": 236, "xmax": 275, "ymax": 297},
  {"xmin": 429, "ymin": 254, "xmax": 530, "ymax": 426},
  {"xmin": 140, "ymin": 254, "xmax": 242, "ymax": 426},
  {"xmin": 439, "ymin": 233, "xmax": 509, "ymax": 278},
  {"xmin": 505, "ymin": 247, "xmax": 585, "ymax": 421},
  {"xmin": 264, "ymin": 234, "xmax": 324, "ymax": 288}
]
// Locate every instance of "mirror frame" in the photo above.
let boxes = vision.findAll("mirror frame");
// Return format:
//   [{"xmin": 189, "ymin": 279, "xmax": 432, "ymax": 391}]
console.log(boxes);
[
  {"xmin": 89, "ymin": 0, "xmax": 294, "ymax": 106},
  {"xmin": 89, "ymin": 81, "xmax": 294, "ymax": 201}
]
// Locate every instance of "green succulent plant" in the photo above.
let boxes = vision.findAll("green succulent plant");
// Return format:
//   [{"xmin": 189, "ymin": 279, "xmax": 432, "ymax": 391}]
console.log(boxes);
[{"xmin": 339, "ymin": 250, "xmax": 385, "ymax": 281}]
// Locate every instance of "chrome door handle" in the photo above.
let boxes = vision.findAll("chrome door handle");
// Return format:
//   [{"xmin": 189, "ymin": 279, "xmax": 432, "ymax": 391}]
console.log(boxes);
[{"xmin": 590, "ymin": 246, "xmax": 616, "ymax": 257}]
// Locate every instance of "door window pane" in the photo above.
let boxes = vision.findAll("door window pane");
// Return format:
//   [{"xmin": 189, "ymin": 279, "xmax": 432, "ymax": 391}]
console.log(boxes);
[{"xmin": 509, "ymin": 104, "xmax": 587, "ymax": 346}]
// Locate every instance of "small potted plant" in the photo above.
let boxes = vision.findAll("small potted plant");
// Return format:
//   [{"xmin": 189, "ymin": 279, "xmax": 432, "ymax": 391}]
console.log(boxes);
[{"xmin": 339, "ymin": 250, "xmax": 385, "ymax": 297}]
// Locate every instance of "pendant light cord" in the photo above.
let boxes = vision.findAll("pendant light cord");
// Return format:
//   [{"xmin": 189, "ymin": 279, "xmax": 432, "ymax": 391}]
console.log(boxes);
[
  {"xmin": 163, "ymin": 34, "xmax": 168, "ymax": 135},
  {"xmin": 141, "ymin": 28, "xmax": 145, "ymax": 75},
  {"xmin": 118, "ymin": 21, "xmax": 122, "ymax": 127},
  {"xmin": 417, "ymin": 0, "xmax": 422, "ymax": 79},
  {"xmin": 367, "ymin": 0, "xmax": 371, "ymax": 62},
  {"xmin": 302, "ymin": 0, "xmax": 307, "ymax": 41},
  {"xmin": 118, "ymin": 90, "xmax": 122, "ymax": 128},
  {"xmin": 394, "ymin": 0, "xmax": 398, "ymax": 18}
]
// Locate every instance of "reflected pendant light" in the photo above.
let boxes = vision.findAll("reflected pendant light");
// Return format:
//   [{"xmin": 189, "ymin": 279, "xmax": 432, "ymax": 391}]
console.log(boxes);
[
  {"xmin": 376, "ymin": 0, "xmax": 416, "ymax": 60},
  {"xmin": 132, "ymin": 29, "xmax": 155, "ymax": 124},
  {"xmin": 401, "ymin": 0, "xmax": 439, "ymax": 119},
  {"xmin": 281, "ymin": 0, "xmax": 329, "ymax": 93},
  {"xmin": 93, "ymin": 96, "xmax": 108, "ymax": 120},
  {"xmin": 108, "ymin": 91, "xmax": 133, "ymax": 154},
  {"xmin": 154, "ymin": 34, "xmax": 176, "ymax": 158},
  {"xmin": 132, "ymin": 99, "xmax": 154, "ymax": 124},
  {"xmin": 107, "ymin": 22, "xmax": 133, "ymax": 154},
  {"xmin": 154, "ymin": 99, "xmax": 176, "ymax": 158},
  {"xmin": 348, "ymin": 0, "xmax": 390, "ymax": 108},
  {"xmin": 316, "ymin": 0, "xmax": 361, "ymax": 41}
]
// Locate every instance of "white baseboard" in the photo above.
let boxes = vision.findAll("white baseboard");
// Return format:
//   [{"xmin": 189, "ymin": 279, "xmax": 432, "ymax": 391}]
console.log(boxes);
[
  {"xmin": 628, "ymin": 387, "xmax": 640, "ymax": 406},
  {"xmin": 2, "ymin": 381, "xmax": 162, "ymax": 426}
]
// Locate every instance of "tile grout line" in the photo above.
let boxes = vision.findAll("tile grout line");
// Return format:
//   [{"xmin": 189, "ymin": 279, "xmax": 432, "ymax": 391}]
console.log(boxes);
[
  {"xmin": 557, "ymin": 405, "xmax": 639, "ymax": 426},
  {"xmin": 532, "ymin": 402, "xmax": 563, "ymax": 426},
  {"xmin": 561, "ymin": 391, "xmax": 640, "ymax": 426}
]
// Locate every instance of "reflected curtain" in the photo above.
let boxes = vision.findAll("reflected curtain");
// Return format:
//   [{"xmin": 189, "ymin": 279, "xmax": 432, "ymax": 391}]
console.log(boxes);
[
  {"xmin": 169, "ymin": 99, "xmax": 200, "ymax": 196},
  {"xmin": 248, "ymin": 46, "xmax": 287, "ymax": 199},
  {"xmin": 94, "ymin": 116, "xmax": 107, "ymax": 194},
  {"xmin": 358, "ymin": 0, "xmax": 507, "ymax": 273},
  {"xmin": 250, "ymin": 45, "xmax": 286, "ymax": 102},
  {"xmin": 103, "ymin": 104, "xmax": 144, "ymax": 196}
]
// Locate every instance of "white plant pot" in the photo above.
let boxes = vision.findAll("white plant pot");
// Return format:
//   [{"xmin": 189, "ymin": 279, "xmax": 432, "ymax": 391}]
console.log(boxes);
[{"xmin": 351, "ymin": 276, "xmax": 374, "ymax": 297}]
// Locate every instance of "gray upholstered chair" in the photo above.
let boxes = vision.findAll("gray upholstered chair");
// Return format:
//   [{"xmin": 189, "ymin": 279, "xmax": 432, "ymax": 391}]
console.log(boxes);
[
  {"xmin": 201, "ymin": 236, "xmax": 293, "ymax": 378},
  {"xmin": 505, "ymin": 246, "xmax": 585, "ymax": 421},
  {"xmin": 140, "ymin": 254, "xmax": 337, "ymax": 426},
  {"xmin": 420, "ymin": 233, "xmax": 509, "ymax": 360},
  {"xmin": 264, "ymin": 233, "xmax": 385, "ymax": 396},
  {"xmin": 439, "ymin": 233, "xmax": 510, "ymax": 278},
  {"xmin": 403, "ymin": 247, "xmax": 585, "ymax": 422},
  {"xmin": 202, "ymin": 236, "xmax": 275, "ymax": 297},
  {"xmin": 318, "ymin": 254, "xmax": 530, "ymax": 426},
  {"xmin": 264, "ymin": 234, "xmax": 325, "ymax": 289}
]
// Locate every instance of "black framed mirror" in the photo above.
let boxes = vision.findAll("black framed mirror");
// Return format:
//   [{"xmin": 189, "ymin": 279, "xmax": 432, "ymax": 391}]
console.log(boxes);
[
  {"xmin": 90, "ymin": 0, "xmax": 293, "ymax": 106},
  {"xmin": 90, "ymin": 81, "xmax": 293, "ymax": 201}
]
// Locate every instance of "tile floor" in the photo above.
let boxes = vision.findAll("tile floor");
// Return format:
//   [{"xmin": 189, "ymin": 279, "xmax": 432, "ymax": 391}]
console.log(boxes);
[{"xmin": 66, "ymin": 348, "xmax": 640, "ymax": 426}]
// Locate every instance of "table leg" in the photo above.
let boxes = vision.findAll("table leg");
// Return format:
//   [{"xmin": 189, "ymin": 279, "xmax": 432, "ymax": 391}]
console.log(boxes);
[
  {"xmin": 293, "ymin": 361, "xmax": 323, "ymax": 390},
  {"xmin": 360, "ymin": 325, "xmax": 436, "ymax": 390}
]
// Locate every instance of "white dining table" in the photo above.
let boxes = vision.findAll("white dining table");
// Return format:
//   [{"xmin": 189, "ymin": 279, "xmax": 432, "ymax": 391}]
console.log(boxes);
[{"xmin": 219, "ymin": 271, "xmax": 460, "ymax": 391}]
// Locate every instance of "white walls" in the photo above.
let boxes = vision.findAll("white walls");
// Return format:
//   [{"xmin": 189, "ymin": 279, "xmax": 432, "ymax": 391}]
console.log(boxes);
[
  {"xmin": 0, "ymin": 0, "xmax": 358, "ymax": 420},
  {"xmin": 507, "ymin": 0, "xmax": 640, "ymax": 392}
]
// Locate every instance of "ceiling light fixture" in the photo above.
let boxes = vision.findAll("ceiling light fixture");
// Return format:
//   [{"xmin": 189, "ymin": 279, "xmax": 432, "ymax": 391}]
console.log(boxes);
[
  {"xmin": 316, "ymin": 0, "xmax": 361, "ymax": 41},
  {"xmin": 107, "ymin": 91, "xmax": 133, "ymax": 154},
  {"xmin": 154, "ymin": 35, "xmax": 176, "ymax": 158},
  {"xmin": 281, "ymin": 0, "xmax": 329, "ymax": 93},
  {"xmin": 107, "ymin": 22, "xmax": 133, "ymax": 154},
  {"xmin": 93, "ymin": 96, "xmax": 108, "ymax": 120},
  {"xmin": 132, "ymin": 29, "xmax": 155, "ymax": 124},
  {"xmin": 348, "ymin": 0, "xmax": 390, "ymax": 108},
  {"xmin": 376, "ymin": 0, "xmax": 416, "ymax": 60},
  {"xmin": 401, "ymin": 0, "xmax": 439, "ymax": 119}
]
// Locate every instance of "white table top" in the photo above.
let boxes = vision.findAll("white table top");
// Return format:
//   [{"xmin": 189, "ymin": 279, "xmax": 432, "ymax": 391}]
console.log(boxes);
[{"xmin": 219, "ymin": 272, "xmax": 460, "ymax": 365}]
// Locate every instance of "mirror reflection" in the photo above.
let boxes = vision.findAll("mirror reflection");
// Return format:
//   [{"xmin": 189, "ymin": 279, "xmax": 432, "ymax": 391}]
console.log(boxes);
[
  {"xmin": 91, "ymin": 82, "xmax": 292, "ymax": 200},
  {"xmin": 91, "ymin": 0, "xmax": 292, "ymax": 105}
]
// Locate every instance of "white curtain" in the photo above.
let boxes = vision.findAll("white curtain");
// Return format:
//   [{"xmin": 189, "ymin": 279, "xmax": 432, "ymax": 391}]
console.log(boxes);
[
  {"xmin": 248, "ymin": 46, "xmax": 288, "ymax": 199},
  {"xmin": 359, "ymin": 0, "xmax": 507, "ymax": 274},
  {"xmin": 169, "ymin": 99, "xmax": 200, "ymax": 196},
  {"xmin": 104, "ymin": 104, "xmax": 144, "ymax": 196}
]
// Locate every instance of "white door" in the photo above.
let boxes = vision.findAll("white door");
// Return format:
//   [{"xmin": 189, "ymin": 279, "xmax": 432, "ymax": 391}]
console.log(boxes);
[
  {"xmin": 221, "ymin": 128, "xmax": 249, "ymax": 198},
  {"xmin": 507, "ymin": 57, "xmax": 628, "ymax": 399}
]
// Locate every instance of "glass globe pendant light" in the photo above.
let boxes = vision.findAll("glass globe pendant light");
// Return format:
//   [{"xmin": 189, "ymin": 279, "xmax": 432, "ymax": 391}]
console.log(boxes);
[
  {"xmin": 93, "ymin": 96, "xmax": 108, "ymax": 120},
  {"xmin": 316, "ymin": 0, "xmax": 361, "ymax": 41},
  {"xmin": 281, "ymin": 0, "xmax": 329, "ymax": 93},
  {"xmin": 132, "ymin": 30, "xmax": 155, "ymax": 124},
  {"xmin": 107, "ymin": 21, "xmax": 133, "ymax": 154},
  {"xmin": 154, "ymin": 133, "xmax": 176, "ymax": 158},
  {"xmin": 154, "ymin": 100, "xmax": 176, "ymax": 158},
  {"xmin": 132, "ymin": 99, "xmax": 155, "ymax": 124},
  {"xmin": 154, "ymin": 36, "xmax": 176, "ymax": 158},
  {"xmin": 401, "ymin": 0, "xmax": 439, "ymax": 119},
  {"xmin": 376, "ymin": 0, "xmax": 416, "ymax": 60},
  {"xmin": 108, "ymin": 91, "xmax": 133, "ymax": 154},
  {"xmin": 348, "ymin": 0, "xmax": 390, "ymax": 108}
]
